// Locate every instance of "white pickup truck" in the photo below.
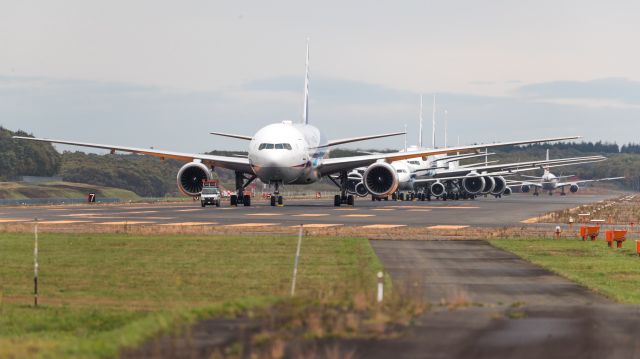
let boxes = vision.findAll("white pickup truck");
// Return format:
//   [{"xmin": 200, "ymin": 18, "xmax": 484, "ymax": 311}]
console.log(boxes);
[{"xmin": 200, "ymin": 185, "xmax": 221, "ymax": 207}]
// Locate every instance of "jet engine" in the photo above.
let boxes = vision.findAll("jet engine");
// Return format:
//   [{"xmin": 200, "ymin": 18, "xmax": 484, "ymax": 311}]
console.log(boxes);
[
  {"xmin": 570, "ymin": 184, "xmax": 579, "ymax": 193},
  {"xmin": 345, "ymin": 170, "xmax": 363, "ymax": 195},
  {"xmin": 491, "ymin": 176, "xmax": 507, "ymax": 195},
  {"xmin": 430, "ymin": 182, "xmax": 446, "ymax": 197},
  {"xmin": 355, "ymin": 182, "xmax": 369, "ymax": 197},
  {"xmin": 363, "ymin": 162, "xmax": 399, "ymax": 197},
  {"xmin": 461, "ymin": 173, "xmax": 485, "ymax": 195},
  {"xmin": 521, "ymin": 184, "xmax": 531, "ymax": 193},
  {"xmin": 481, "ymin": 176, "xmax": 496, "ymax": 194},
  {"xmin": 177, "ymin": 162, "xmax": 213, "ymax": 197},
  {"xmin": 503, "ymin": 187, "xmax": 512, "ymax": 196}
]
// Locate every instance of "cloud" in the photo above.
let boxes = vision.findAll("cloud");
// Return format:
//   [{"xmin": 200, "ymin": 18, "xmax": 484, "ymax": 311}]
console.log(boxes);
[
  {"xmin": 515, "ymin": 78, "xmax": 640, "ymax": 106},
  {"xmin": 242, "ymin": 75, "xmax": 415, "ymax": 105}
]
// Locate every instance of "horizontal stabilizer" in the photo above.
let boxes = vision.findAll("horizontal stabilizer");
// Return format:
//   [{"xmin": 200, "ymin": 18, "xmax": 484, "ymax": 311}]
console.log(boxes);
[{"xmin": 210, "ymin": 132, "xmax": 253, "ymax": 141}]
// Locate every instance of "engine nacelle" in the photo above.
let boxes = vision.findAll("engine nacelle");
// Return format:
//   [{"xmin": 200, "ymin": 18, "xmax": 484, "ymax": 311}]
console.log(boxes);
[
  {"xmin": 345, "ymin": 171, "xmax": 363, "ymax": 194},
  {"xmin": 503, "ymin": 187, "xmax": 512, "ymax": 196},
  {"xmin": 521, "ymin": 184, "xmax": 531, "ymax": 193},
  {"xmin": 177, "ymin": 162, "xmax": 213, "ymax": 197},
  {"xmin": 570, "ymin": 184, "xmax": 579, "ymax": 193},
  {"xmin": 363, "ymin": 162, "xmax": 399, "ymax": 197},
  {"xmin": 462, "ymin": 173, "xmax": 485, "ymax": 195},
  {"xmin": 355, "ymin": 182, "xmax": 369, "ymax": 197},
  {"xmin": 430, "ymin": 182, "xmax": 446, "ymax": 197},
  {"xmin": 491, "ymin": 176, "xmax": 507, "ymax": 195},
  {"xmin": 481, "ymin": 176, "xmax": 496, "ymax": 194}
]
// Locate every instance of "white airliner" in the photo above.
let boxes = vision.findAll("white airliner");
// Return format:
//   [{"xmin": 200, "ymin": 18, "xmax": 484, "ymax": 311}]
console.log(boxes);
[
  {"xmin": 514, "ymin": 150, "xmax": 624, "ymax": 196},
  {"xmin": 14, "ymin": 42, "xmax": 580, "ymax": 207}
]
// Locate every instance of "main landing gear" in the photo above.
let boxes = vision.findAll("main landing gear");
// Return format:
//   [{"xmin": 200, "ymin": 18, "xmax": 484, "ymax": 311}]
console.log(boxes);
[
  {"xmin": 329, "ymin": 171, "xmax": 355, "ymax": 207},
  {"xmin": 230, "ymin": 171, "xmax": 257, "ymax": 207},
  {"xmin": 269, "ymin": 181, "xmax": 284, "ymax": 207}
]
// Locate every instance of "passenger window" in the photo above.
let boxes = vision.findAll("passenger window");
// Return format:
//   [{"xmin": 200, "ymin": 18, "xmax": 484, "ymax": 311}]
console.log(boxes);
[{"xmin": 275, "ymin": 143, "xmax": 284, "ymax": 149}]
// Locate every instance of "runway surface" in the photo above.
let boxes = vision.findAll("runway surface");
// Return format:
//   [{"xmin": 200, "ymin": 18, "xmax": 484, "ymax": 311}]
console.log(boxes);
[
  {"xmin": 0, "ymin": 194, "xmax": 615, "ymax": 229},
  {"xmin": 352, "ymin": 240, "xmax": 640, "ymax": 358}
]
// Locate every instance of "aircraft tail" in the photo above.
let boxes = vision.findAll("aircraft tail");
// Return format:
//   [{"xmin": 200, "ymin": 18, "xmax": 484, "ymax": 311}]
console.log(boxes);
[
  {"xmin": 544, "ymin": 149, "xmax": 550, "ymax": 173},
  {"xmin": 302, "ymin": 38, "xmax": 310, "ymax": 125}
]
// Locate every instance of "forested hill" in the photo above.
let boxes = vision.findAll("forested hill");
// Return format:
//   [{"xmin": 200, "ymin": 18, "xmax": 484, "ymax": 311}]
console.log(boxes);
[{"xmin": 0, "ymin": 127, "xmax": 61, "ymax": 180}]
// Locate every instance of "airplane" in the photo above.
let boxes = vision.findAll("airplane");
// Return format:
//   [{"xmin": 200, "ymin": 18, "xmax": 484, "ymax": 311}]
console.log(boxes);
[
  {"xmin": 513, "ymin": 150, "xmax": 624, "ymax": 196},
  {"xmin": 14, "ymin": 41, "xmax": 581, "ymax": 207},
  {"xmin": 344, "ymin": 97, "xmax": 604, "ymax": 202}
]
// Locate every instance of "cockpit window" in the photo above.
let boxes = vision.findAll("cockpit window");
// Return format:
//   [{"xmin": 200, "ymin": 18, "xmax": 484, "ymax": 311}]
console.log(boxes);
[
  {"xmin": 397, "ymin": 169, "xmax": 406, "ymax": 173},
  {"xmin": 258, "ymin": 143, "xmax": 292, "ymax": 150}
]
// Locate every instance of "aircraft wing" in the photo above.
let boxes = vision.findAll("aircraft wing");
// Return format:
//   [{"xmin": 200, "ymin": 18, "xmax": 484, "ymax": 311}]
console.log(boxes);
[
  {"xmin": 315, "ymin": 132, "xmax": 405, "ymax": 148},
  {"xmin": 557, "ymin": 177, "xmax": 625, "ymax": 188},
  {"xmin": 413, "ymin": 156, "xmax": 604, "ymax": 180},
  {"xmin": 12, "ymin": 136, "xmax": 254, "ymax": 173},
  {"xmin": 318, "ymin": 136, "xmax": 581, "ymax": 176}
]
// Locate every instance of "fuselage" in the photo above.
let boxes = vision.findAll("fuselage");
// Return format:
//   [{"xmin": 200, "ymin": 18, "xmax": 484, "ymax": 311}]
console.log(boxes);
[
  {"xmin": 247, "ymin": 121, "xmax": 328, "ymax": 185},
  {"xmin": 540, "ymin": 171, "xmax": 559, "ymax": 191}
]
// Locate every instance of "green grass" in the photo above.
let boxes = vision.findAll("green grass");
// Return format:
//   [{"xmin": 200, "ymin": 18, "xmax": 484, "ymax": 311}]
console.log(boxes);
[
  {"xmin": 490, "ymin": 238, "xmax": 640, "ymax": 304},
  {"xmin": 0, "ymin": 181, "xmax": 141, "ymax": 201},
  {"xmin": 0, "ymin": 233, "xmax": 383, "ymax": 358}
]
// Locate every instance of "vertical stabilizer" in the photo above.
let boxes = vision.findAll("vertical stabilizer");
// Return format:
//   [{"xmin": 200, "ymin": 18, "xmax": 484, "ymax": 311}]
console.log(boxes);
[
  {"xmin": 444, "ymin": 109, "xmax": 448, "ymax": 148},
  {"xmin": 544, "ymin": 149, "xmax": 550, "ymax": 173},
  {"xmin": 418, "ymin": 95, "xmax": 423, "ymax": 148},
  {"xmin": 302, "ymin": 38, "xmax": 310, "ymax": 124},
  {"xmin": 404, "ymin": 124, "xmax": 407, "ymax": 152},
  {"xmin": 431, "ymin": 94, "xmax": 436, "ymax": 148}
]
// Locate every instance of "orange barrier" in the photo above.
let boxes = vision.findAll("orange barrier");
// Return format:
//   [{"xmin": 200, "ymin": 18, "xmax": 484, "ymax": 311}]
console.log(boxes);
[
  {"xmin": 580, "ymin": 225, "xmax": 600, "ymax": 241},
  {"xmin": 636, "ymin": 240, "xmax": 640, "ymax": 256},
  {"xmin": 605, "ymin": 230, "xmax": 627, "ymax": 248}
]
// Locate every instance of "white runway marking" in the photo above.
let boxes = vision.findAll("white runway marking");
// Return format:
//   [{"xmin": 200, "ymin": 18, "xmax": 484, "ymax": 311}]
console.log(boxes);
[
  {"xmin": 0, "ymin": 218, "xmax": 32, "ymax": 223},
  {"xmin": 176, "ymin": 209, "xmax": 202, "ymax": 212},
  {"xmin": 408, "ymin": 209, "xmax": 432, "ymax": 212},
  {"xmin": 342, "ymin": 214, "xmax": 375, "ymax": 218},
  {"xmin": 293, "ymin": 214, "xmax": 330, "ymax": 217},
  {"xmin": 371, "ymin": 208, "xmax": 395, "ymax": 211},
  {"xmin": 245, "ymin": 213, "xmax": 281, "ymax": 216}
]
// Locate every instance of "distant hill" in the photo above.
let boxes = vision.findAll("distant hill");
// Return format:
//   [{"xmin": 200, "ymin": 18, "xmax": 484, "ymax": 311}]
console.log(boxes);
[
  {"xmin": 0, "ymin": 181, "xmax": 140, "ymax": 201},
  {"xmin": 0, "ymin": 127, "xmax": 61, "ymax": 180}
]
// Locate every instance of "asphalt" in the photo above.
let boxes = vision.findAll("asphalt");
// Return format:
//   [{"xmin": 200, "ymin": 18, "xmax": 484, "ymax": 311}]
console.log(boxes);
[
  {"xmin": 354, "ymin": 240, "xmax": 640, "ymax": 359},
  {"xmin": 0, "ymin": 194, "xmax": 615, "ymax": 228}
]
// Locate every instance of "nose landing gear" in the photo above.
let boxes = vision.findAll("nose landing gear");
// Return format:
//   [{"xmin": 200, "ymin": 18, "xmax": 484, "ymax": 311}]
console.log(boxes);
[{"xmin": 269, "ymin": 181, "xmax": 284, "ymax": 207}]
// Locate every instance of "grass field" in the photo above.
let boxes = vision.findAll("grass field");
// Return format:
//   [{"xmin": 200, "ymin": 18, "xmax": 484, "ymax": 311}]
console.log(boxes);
[
  {"xmin": 490, "ymin": 238, "xmax": 640, "ymax": 304},
  {"xmin": 0, "ymin": 181, "xmax": 141, "ymax": 201},
  {"xmin": 0, "ymin": 233, "xmax": 383, "ymax": 358}
]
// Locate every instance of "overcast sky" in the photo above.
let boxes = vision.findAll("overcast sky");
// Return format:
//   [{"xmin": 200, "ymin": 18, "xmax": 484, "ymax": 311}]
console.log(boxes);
[{"xmin": 1, "ymin": 0, "xmax": 638, "ymax": 153}]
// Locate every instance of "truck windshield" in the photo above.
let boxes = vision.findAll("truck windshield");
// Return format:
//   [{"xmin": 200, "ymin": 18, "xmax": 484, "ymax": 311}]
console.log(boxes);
[{"xmin": 202, "ymin": 188, "xmax": 219, "ymax": 194}]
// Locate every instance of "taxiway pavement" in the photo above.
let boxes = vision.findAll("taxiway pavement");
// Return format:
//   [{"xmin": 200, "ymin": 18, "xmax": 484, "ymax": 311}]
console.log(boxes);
[{"xmin": 0, "ymin": 194, "xmax": 615, "ymax": 229}]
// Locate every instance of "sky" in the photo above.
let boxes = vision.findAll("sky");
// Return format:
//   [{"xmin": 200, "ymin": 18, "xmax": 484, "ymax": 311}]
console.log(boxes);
[{"xmin": 1, "ymin": 0, "xmax": 638, "ymax": 153}]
